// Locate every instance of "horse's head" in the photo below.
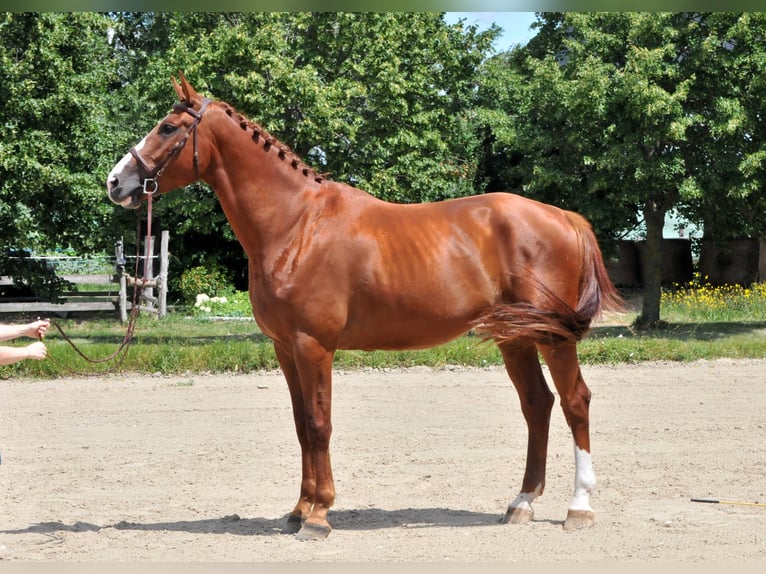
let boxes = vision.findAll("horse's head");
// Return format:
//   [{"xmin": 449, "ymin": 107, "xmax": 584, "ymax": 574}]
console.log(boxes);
[{"xmin": 107, "ymin": 73, "xmax": 212, "ymax": 209}]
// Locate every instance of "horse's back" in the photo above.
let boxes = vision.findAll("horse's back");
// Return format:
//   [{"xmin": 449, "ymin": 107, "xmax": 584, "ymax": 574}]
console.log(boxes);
[{"xmin": 312, "ymin": 185, "xmax": 587, "ymax": 306}]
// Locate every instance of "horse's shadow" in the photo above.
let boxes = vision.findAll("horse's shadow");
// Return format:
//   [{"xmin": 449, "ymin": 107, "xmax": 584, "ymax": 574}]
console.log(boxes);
[{"xmin": 2, "ymin": 507, "xmax": 509, "ymax": 538}]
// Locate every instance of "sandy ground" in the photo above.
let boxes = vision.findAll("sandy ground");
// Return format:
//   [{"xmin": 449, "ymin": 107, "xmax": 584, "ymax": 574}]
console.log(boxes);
[{"xmin": 0, "ymin": 359, "xmax": 764, "ymax": 562}]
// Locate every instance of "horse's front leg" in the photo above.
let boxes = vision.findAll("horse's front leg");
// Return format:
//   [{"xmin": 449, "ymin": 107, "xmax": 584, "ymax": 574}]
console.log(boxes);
[
  {"xmin": 276, "ymin": 335, "xmax": 337, "ymax": 540},
  {"xmin": 273, "ymin": 342, "xmax": 316, "ymax": 534}
]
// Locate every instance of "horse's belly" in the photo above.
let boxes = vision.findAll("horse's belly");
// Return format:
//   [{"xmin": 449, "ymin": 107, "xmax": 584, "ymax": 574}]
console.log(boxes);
[{"xmin": 337, "ymin": 314, "xmax": 474, "ymax": 351}]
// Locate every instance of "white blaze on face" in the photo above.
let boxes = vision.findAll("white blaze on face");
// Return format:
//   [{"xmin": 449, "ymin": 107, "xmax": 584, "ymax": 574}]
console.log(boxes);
[
  {"xmin": 570, "ymin": 446, "xmax": 596, "ymax": 511},
  {"xmin": 107, "ymin": 136, "xmax": 148, "ymax": 206}
]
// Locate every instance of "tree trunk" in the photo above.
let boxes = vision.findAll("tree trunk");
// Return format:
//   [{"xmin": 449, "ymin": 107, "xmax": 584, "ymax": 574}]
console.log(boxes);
[{"xmin": 639, "ymin": 200, "xmax": 667, "ymax": 326}]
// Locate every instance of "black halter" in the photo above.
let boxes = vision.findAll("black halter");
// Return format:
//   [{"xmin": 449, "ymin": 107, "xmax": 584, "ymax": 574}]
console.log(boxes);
[{"xmin": 129, "ymin": 98, "xmax": 211, "ymax": 194}]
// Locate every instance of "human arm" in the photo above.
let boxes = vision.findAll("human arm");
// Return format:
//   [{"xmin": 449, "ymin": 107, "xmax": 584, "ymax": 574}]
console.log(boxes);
[
  {"xmin": 0, "ymin": 319, "xmax": 50, "ymax": 342},
  {"xmin": 0, "ymin": 341, "xmax": 47, "ymax": 365}
]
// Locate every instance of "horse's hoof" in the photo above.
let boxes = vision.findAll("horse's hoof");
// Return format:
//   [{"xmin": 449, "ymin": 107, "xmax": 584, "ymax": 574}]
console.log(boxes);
[
  {"xmin": 295, "ymin": 520, "xmax": 332, "ymax": 541},
  {"xmin": 283, "ymin": 514, "xmax": 304, "ymax": 534},
  {"xmin": 563, "ymin": 509, "xmax": 595, "ymax": 531},
  {"xmin": 502, "ymin": 505, "xmax": 534, "ymax": 525}
]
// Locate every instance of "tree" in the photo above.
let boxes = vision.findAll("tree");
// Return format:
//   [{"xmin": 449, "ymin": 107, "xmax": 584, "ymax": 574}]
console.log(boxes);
[
  {"xmin": 478, "ymin": 12, "xmax": 766, "ymax": 325},
  {"xmin": 0, "ymin": 12, "xmax": 126, "ymax": 298},
  {"xmin": 678, "ymin": 13, "xmax": 766, "ymax": 243}
]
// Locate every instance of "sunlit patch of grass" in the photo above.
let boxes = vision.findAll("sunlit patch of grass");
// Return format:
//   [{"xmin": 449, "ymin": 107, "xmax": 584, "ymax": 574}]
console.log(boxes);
[{"xmin": 3, "ymin": 280, "xmax": 766, "ymax": 379}]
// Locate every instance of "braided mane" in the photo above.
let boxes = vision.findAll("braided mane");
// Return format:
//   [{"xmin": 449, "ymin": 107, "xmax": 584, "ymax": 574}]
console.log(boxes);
[{"xmin": 222, "ymin": 104, "xmax": 325, "ymax": 184}]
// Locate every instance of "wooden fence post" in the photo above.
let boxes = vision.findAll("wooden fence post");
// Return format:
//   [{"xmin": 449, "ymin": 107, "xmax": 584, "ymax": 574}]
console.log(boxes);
[
  {"xmin": 159, "ymin": 230, "xmax": 169, "ymax": 318},
  {"xmin": 143, "ymin": 235, "xmax": 155, "ymax": 306},
  {"xmin": 115, "ymin": 231, "xmax": 170, "ymax": 321},
  {"xmin": 115, "ymin": 238, "xmax": 128, "ymax": 323}
]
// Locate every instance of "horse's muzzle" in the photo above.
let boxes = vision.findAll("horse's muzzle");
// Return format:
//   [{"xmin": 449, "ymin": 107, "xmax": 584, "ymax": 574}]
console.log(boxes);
[
  {"xmin": 107, "ymin": 181, "xmax": 143, "ymax": 209},
  {"xmin": 106, "ymin": 170, "xmax": 144, "ymax": 209}
]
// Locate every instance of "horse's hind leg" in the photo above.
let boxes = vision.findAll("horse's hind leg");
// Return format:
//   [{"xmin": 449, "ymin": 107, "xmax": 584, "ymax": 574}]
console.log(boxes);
[
  {"xmin": 499, "ymin": 340, "xmax": 555, "ymax": 524},
  {"xmin": 538, "ymin": 343, "xmax": 597, "ymax": 530}
]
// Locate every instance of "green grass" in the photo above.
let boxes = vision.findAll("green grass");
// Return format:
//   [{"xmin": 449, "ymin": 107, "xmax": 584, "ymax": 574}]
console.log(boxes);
[
  {"xmin": 580, "ymin": 322, "xmax": 766, "ymax": 363},
  {"xmin": 2, "ymin": 282, "xmax": 766, "ymax": 379}
]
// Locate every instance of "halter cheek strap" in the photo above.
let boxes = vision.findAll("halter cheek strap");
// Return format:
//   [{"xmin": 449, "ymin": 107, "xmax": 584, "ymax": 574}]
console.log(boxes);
[{"xmin": 129, "ymin": 97, "xmax": 211, "ymax": 193}]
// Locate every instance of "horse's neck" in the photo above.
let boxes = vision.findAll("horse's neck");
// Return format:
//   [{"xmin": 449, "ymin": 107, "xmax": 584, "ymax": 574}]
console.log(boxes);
[{"xmin": 202, "ymin": 112, "xmax": 321, "ymax": 260}]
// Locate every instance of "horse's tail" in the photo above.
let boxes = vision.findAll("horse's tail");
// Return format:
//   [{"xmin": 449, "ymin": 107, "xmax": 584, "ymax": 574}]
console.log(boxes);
[
  {"xmin": 471, "ymin": 212, "xmax": 624, "ymax": 346},
  {"xmin": 567, "ymin": 210, "xmax": 625, "ymax": 329}
]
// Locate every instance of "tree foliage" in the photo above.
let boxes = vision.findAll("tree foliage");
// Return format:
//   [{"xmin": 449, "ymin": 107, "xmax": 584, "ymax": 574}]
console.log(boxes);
[
  {"xmin": 0, "ymin": 12, "xmax": 128, "ymax": 298},
  {"xmin": 477, "ymin": 12, "xmax": 766, "ymax": 324},
  {"xmin": 677, "ymin": 12, "xmax": 766, "ymax": 241}
]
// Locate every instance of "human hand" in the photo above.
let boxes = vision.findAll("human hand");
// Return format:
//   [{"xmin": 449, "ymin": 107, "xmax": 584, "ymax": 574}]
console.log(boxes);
[
  {"xmin": 25, "ymin": 341, "xmax": 48, "ymax": 361},
  {"xmin": 27, "ymin": 319, "xmax": 50, "ymax": 340}
]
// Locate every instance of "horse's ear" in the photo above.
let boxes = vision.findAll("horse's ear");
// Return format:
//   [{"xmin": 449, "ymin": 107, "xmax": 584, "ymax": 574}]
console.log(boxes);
[
  {"xmin": 172, "ymin": 75, "xmax": 184, "ymax": 101},
  {"xmin": 172, "ymin": 71, "xmax": 200, "ymax": 103},
  {"xmin": 179, "ymin": 71, "xmax": 199, "ymax": 101}
]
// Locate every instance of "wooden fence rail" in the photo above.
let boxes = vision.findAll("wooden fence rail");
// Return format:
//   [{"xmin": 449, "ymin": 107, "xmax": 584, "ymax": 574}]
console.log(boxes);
[{"xmin": 0, "ymin": 230, "xmax": 169, "ymax": 322}]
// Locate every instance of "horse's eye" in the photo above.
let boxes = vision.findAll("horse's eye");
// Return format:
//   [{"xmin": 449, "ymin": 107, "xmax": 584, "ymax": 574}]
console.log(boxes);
[{"xmin": 159, "ymin": 123, "xmax": 177, "ymax": 135}]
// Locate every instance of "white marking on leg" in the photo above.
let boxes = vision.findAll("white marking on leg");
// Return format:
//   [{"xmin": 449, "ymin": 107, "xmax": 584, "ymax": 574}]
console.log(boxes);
[
  {"xmin": 509, "ymin": 483, "xmax": 543, "ymax": 512},
  {"xmin": 570, "ymin": 445, "xmax": 596, "ymax": 511}
]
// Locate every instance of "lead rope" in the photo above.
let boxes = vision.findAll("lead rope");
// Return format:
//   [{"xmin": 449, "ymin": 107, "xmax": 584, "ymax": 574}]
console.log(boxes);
[{"xmin": 44, "ymin": 190, "xmax": 156, "ymax": 376}]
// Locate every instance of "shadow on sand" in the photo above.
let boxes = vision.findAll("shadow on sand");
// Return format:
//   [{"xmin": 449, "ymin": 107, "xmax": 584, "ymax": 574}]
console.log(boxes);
[{"xmin": 2, "ymin": 506, "xmax": 526, "ymax": 538}]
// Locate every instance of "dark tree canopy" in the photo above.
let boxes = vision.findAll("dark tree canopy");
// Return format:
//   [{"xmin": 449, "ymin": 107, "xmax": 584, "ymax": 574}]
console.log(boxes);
[{"xmin": 2, "ymin": 11, "xmax": 764, "ymax": 318}]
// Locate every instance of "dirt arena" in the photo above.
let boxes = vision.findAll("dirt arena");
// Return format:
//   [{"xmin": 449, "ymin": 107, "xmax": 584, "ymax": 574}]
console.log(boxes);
[{"xmin": 1, "ymin": 359, "xmax": 764, "ymax": 562}]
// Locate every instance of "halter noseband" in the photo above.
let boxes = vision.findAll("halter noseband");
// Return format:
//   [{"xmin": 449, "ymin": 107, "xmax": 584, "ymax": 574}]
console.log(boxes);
[{"xmin": 130, "ymin": 98, "xmax": 211, "ymax": 195}]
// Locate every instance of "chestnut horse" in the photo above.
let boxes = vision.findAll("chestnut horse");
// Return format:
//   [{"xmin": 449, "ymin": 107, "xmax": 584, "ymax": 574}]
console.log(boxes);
[{"xmin": 107, "ymin": 74, "xmax": 622, "ymax": 540}]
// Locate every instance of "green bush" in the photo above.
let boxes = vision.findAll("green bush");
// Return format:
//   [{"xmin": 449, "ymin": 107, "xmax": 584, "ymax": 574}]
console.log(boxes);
[{"xmin": 178, "ymin": 265, "xmax": 231, "ymax": 304}]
